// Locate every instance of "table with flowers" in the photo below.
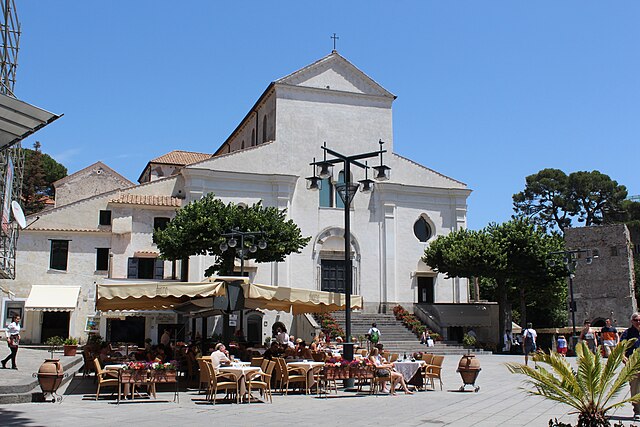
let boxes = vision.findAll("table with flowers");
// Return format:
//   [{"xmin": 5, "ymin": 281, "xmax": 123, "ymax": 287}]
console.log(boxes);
[{"xmin": 116, "ymin": 361, "xmax": 178, "ymax": 403}]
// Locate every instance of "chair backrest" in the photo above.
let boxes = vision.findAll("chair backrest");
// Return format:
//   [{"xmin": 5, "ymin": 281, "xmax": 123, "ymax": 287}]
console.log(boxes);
[
  {"xmin": 422, "ymin": 353, "xmax": 435, "ymax": 365},
  {"xmin": 275, "ymin": 357, "xmax": 288, "ymax": 381},
  {"xmin": 93, "ymin": 357, "xmax": 102, "ymax": 376},
  {"xmin": 382, "ymin": 351, "xmax": 390, "ymax": 361},
  {"xmin": 260, "ymin": 358, "xmax": 270, "ymax": 371},
  {"xmin": 431, "ymin": 355, "xmax": 445, "ymax": 368},
  {"xmin": 204, "ymin": 361, "xmax": 218, "ymax": 386},
  {"xmin": 264, "ymin": 360, "xmax": 276, "ymax": 377},
  {"xmin": 389, "ymin": 353, "xmax": 399, "ymax": 362},
  {"xmin": 251, "ymin": 357, "xmax": 264, "ymax": 367},
  {"xmin": 359, "ymin": 349, "xmax": 368, "ymax": 356},
  {"xmin": 197, "ymin": 358, "xmax": 211, "ymax": 382},
  {"xmin": 312, "ymin": 351, "xmax": 326, "ymax": 362}
]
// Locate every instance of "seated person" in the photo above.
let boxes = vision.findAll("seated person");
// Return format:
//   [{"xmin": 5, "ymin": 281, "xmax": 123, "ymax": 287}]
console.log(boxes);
[
  {"xmin": 154, "ymin": 345, "xmax": 167, "ymax": 363},
  {"xmin": 283, "ymin": 344, "xmax": 297, "ymax": 358},
  {"xmin": 296, "ymin": 340, "xmax": 313, "ymax": 360},
  {"xmin": 368, "ymin": 348, "xmax": 413, "ymax": 395},
  {"xmin": 287, "ymin": 335, "xmax": 296, "ymax": 349},
  {"xmin": 262, "ymin": 341, "xmax": 283, "ymax": 360},
  {"xmin": 210, "ymin": 343, "xmax": 231, "ymax": 368}
]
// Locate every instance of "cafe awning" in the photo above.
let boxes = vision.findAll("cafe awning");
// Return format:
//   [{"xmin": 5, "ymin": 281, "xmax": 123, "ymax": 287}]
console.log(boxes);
[
  {"xmin": 240, "ymin": 282, "xmax": 363, "ymax": 315},
  {"xmin": 96, "ymin": 279, "xmax": 227, "ymax": 311},
  {"xmin": 25, "ymin": 285, "xmax": 81, "ymax": 312}
]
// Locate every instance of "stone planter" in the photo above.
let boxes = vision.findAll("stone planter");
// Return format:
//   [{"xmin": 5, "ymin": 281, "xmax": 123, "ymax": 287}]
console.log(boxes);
[
  {"xmin": 36, "ymin": 359, "xmax": 64, "ymax": 394},
  {"xmin": 456, "ymin": 353, "xmax": 481, "ymax": 392}
]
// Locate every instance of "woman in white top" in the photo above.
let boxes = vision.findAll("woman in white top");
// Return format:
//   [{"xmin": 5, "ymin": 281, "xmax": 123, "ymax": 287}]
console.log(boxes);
[
  {"xmin": 368, "ymin": 348, "xmax": 413, "ymax": 395},
  {"xmin": 2, "ymin": 314, "xmax": 20, "ymax": 369}
]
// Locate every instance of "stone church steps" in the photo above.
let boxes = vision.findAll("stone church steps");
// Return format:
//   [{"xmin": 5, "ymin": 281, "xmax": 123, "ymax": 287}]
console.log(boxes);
[{"xmin": 330, "ymin": 311, "xmax": 491, "ymax": 355}]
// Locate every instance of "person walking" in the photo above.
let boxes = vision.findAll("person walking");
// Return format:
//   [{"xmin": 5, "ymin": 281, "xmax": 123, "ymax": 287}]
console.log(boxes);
[
  {"xmin": 367, "ymin": 323, "xmax": 381, "ymax": 352},
  {"xmin": 521, "ymin": 322, "xmax": 537, "ymax": 366},
  {"xmin": 579, "ymin": 320, "xmax": 598, "ymax": 354},
  {"xmin": 601, "ymin": 318, "xmax": 619, "ymax": 357},
  {"xmin": 2, "ymin": 314, "xmax": 21, "ymax": 370},
  {"xmin": 621, "ymin": 312, "xmax": 640, "ymax": 421}
]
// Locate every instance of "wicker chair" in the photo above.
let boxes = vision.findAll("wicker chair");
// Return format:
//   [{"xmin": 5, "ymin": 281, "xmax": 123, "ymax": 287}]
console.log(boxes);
[
  {"xmin": 423, "ymin": 355, "xmax": 445, "ymax": 390},
  {"xmin": 196, "ymin": 357, "xmax": 212, "ymax": 394},
  {"xmin": 203, "ymin": 361, "xmax": 238, "ymax": 404},
  {"xmin": 247, "ymin": 360, "xmax": 276, "ymax": 403},
  {"xmin": 274, "ymin": 358, "xmax": 307, "ymax": 394},
  {"xmin": 93, "ymin": 358, "xmax": 119, "ymax": 400}
]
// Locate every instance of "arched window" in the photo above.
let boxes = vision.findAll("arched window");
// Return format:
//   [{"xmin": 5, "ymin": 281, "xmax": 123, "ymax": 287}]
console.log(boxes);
[
  {"xmin": 262, "ymin": 115, "xmax": 268, "ymax": 143},
  {"xmin": 251, "ymin": 129, "xmax": 255, "ymax": 146},
  {"xmin": 413, "ymin": 216, "xmax": 433, "ymax": 242},
  {"xmin": 319, "ymin": 178, "xmax": 333, "ymax": 207}
]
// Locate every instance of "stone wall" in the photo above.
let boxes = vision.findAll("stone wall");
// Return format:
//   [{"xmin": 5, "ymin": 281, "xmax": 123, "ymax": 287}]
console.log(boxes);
[{"xmin": 564, "ymin": 224, "xmax": 636, "ymax": 327}]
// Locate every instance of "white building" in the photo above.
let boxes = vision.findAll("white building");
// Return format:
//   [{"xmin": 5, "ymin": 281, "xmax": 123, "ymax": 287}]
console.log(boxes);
[{"xmin": 2, "ymin": 51, "xmax": 471, "ymax": 344}]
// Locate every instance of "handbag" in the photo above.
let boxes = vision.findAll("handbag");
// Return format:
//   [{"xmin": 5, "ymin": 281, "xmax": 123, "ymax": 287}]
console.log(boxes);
[{"xmin": 8, "ymin": 335, "xmax": 19, "ymax": 348}]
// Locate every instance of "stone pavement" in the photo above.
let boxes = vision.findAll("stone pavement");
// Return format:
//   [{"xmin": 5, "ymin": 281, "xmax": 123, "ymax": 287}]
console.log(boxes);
[{"xmin": 1, "ymin": 353, "xmax": 638, "ymax": 427}]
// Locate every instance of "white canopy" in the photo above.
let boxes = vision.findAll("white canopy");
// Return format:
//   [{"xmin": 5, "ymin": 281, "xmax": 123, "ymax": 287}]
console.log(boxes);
[{"xmin": 25, "ymin": 285, "xmax": 80, "ymax": 312}]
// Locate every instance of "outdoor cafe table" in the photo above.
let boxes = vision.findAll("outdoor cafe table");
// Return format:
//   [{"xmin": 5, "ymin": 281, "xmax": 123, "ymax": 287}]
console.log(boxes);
[
  {"xmin": 287, "ymin": 361, "xmax": 325, "ymax": 391},
  {"xmin": 393, "ymin": 360, "xmax": 425, "ymax": 387},
  {"xmin": 217, "ymin": 365, "xmax": 261, "ymax": 402}
]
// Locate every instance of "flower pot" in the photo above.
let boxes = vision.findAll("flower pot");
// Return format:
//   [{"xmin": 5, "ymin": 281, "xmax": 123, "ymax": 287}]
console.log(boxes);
[
  {"xmin": 37, "ymin": 359, "xmax": 64, "ymax": 394},
  {"xmin": 151, "ymin": 370, "xmax": 177, "ymax": 383},
  {"xmin": 63, "ymin": 344, "xmax": 78, "ymax": 356}
]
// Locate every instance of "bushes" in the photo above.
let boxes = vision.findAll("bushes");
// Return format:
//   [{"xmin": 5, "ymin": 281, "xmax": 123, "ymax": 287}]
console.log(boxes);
[
  {"xmin": 315, "ymin": 313, "xmax": 345, "ymax": 339},
  {"xmin": 392, "ymin": 305, "xmax": 438, "ymax": 339}
]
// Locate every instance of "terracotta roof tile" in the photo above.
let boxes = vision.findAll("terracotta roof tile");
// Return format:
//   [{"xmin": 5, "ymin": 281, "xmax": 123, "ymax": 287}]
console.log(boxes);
[
  {"xmin": 109, "ymin": 194, "xmax": 182, "ymax": 207},
  {"xmin": 150, "ymin": 150, "xmax": 211, "ymax": 165}
]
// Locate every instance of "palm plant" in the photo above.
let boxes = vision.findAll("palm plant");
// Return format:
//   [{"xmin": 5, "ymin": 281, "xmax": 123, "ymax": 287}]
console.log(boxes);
[{"xmin": 506, "ymin": 340, "xmax": 640, "ymax": 427}]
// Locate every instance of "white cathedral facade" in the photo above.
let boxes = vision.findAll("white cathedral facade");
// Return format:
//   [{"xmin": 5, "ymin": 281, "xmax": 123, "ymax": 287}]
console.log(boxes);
[{"xmin": 1, "ymin": 52, "xmax": 471, "ymax": 344}]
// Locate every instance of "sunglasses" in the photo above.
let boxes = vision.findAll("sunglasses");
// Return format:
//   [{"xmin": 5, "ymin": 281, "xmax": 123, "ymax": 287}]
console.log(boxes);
[{"xmin": 633, "ymin": 319, "xmax": 640, "ymax": 322}]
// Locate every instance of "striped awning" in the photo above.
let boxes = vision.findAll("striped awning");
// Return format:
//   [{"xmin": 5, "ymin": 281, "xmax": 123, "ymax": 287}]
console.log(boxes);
[{"xmin": 25, "ymin": 285, "xmax": 80, "ymax": 312}]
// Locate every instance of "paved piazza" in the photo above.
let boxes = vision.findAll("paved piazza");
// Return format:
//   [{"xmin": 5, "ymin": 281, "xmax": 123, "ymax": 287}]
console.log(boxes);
[{"xmin": 1, "ymin": 352, "xmax": 638, "ymax": 426}]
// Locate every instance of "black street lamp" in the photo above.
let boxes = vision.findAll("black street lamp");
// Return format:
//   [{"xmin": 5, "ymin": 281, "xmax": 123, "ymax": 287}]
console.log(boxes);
[
  {"xmin": 220, "ymin": 228, "xmax": 267, "ymax": 276},
  {"xmin": 307, "ymin": 140, "xmax": 390, "ymax": 362},
  {"xmin": 548, "ymin": 248, "xmax": 599, "ymax": 349}
]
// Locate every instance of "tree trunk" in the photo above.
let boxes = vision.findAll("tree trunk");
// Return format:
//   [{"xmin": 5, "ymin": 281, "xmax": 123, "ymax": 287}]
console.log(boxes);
[
  {"xmin": 497, "ymin": 278, "xmax": 509, "ymax": 353},
  {"xmin": 519, "ymin": 287, "xmax": 527, "ymax": 327}
]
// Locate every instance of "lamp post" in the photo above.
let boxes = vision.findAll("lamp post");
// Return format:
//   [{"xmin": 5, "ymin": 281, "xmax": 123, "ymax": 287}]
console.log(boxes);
[
  {"xmin": 548, "ymin": 248, "xmax": 599, "ymax": 350},
  {"xmin": 307, "ymin": 140, "xmax": 390, "ymax": 362},
  {"xmin": 219, "ymin": 229, "xmax": 267, "ymax": 341},
  {"xmin": 219, "ymin": 228, "xmax": 267, "ymax": 276}
]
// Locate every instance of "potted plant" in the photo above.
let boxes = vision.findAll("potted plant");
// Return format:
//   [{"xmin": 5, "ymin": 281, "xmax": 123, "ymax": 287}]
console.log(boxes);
[
  {"xmin": 63, "ymin": 337, "xmax": 79, "ymax": 356},
  {"xmin": 45, "ymin": 336, "xmax": 64, "ymax": 359}
]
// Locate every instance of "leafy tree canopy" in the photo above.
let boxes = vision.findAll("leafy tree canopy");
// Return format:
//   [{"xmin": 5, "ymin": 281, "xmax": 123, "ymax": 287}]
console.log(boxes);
[
  {"xmin": 153, "ymin": 194, "xmax": 311, "ymax": 276},
  {"xmin": 423, "ymin": 218, "xmax": 566, "ymax": 347},
  {"xmin": 513, "ymin": 168, "xmax": 627, "ymax": 233}
]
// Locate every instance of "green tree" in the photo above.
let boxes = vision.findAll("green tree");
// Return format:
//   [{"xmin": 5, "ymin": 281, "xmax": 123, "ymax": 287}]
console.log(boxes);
[
  {"xmin": 507, "ymin": 341, "xmax": 640, "ymax": 427},
  {"xmin": 22, "ymin": 141, "xmax": 67, "ymax": 215},
  {"xmin": 513, "ymin": 169, "xmax": 627, "ymax": 233},
  {"xmin": 513, "ymin": 168, "xmax": 573, "ymax": 233},
  {"xmin": 153, "ymin": 194, "xmax": 311, "ymax": 276},
  {"xmin": 423, "ymin": 218, "xmax": 565, "ymax": 350}
]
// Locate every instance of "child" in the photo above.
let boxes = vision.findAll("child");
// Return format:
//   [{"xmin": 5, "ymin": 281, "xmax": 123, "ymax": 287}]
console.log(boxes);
[{"xmin": 557, "ymin": 335, "xmax": 568, "ymax": 356}]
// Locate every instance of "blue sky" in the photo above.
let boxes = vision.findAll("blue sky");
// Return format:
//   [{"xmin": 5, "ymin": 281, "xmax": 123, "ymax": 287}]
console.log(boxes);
[{"xmin": 15, "ymin": 1, "xmax": 640, "ymax": 230}]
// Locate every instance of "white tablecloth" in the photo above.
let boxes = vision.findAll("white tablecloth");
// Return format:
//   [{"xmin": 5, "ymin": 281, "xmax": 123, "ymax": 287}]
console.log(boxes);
[
  {"xmin": 393, "ymin": 360, "xmax": 424, "ymax": 382},
  {"xmin": 217, "ymin": 365, "xmax": 261, "ymax": 398}
]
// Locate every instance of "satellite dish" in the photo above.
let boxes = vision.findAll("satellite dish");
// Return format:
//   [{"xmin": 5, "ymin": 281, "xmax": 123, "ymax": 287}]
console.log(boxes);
[{"xmin": 11, "ymin": 201, "xmax": 26, "ymax": 229}]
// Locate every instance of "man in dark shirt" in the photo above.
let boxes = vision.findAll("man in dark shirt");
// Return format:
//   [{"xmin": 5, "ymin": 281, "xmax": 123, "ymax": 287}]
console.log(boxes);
[{"xmin": 621, "ymin": 312, "xmax": 640, "ymax": 420}]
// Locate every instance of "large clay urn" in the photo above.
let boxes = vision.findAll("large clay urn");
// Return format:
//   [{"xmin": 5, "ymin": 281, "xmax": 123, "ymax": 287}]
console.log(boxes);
[
  {"xmin": 456, "ymin": 353, "xmax": 481, "ymax": 391},
  {"xmin": 37, "ymin": 359, "xmax": 64, "ymax": 394}
]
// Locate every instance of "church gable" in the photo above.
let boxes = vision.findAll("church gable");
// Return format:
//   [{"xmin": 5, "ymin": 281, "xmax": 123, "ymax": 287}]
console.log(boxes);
[{"xmin": 276, "ymin": 52, "xmax": 395, "ymax": 99}]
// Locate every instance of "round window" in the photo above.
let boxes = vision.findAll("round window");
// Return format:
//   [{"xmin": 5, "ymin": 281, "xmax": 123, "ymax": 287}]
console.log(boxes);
[{"xmin": 413, "ymin": 217, "xmax": 432, "ymax": 242}]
